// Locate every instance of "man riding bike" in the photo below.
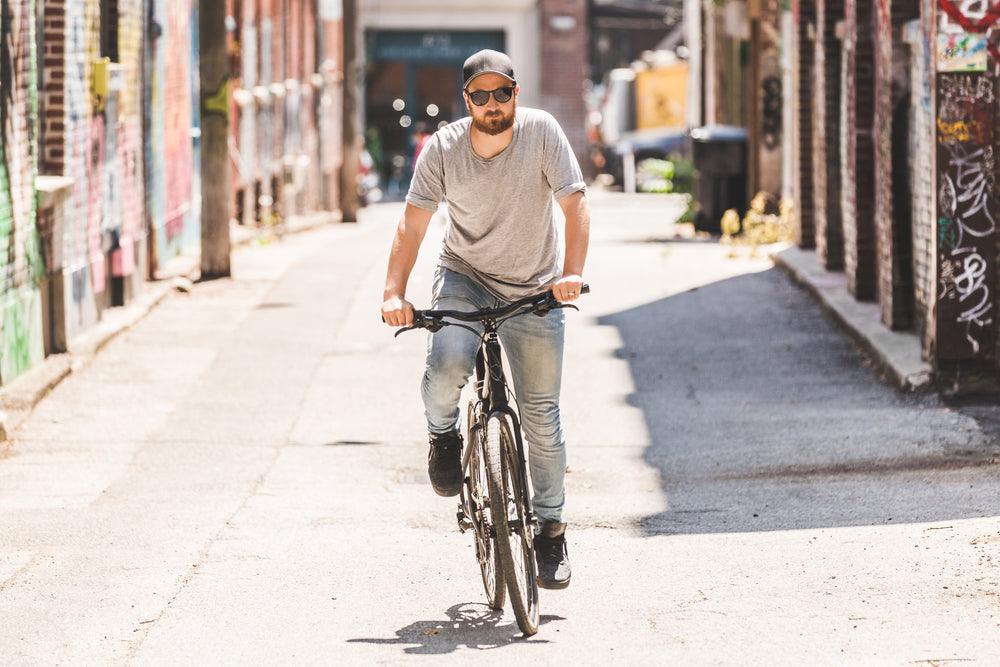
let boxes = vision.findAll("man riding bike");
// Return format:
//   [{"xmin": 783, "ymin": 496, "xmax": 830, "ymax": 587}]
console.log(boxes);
[{"xmin": 381, "ymin": 49, "xmax": 590, "ymax": 589}]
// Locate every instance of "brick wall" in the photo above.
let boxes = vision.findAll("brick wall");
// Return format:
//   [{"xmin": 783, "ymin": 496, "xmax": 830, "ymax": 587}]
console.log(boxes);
[
  {"xmin": 233, "ymin": 0, "xmax": 257, "ymax": 225},
  {"xmin": 842, "ymin": 0, "xmax": 858, "ymax": 290},
  {"xmin": 539, "ymin": 0, "xmax": 589, "ymax": 174},
  {"xmin": 318, "ymin": 4, "xmax": 344, "ymax": 212},
  {"xmin": 278, "ymin": 0, "xmax": 322, "ymax": 215},
  {"xmin": 231, "ymin": 0, "xmax": 335, "ymax": 225},
  {"xmin": 842, "ymin": 0, "xmax": 878, "ymax": 300},
  {"xmin": 904, "ymin": 11, "xmax": 934, "ymax": 357},
  {"xmin": 794, "ymin": 0, "xmax": 815, "ymax": 249},
  {"xmin": 873, "ymin": 0, "xmax": 895, "ymax": 327},
  {"xmin": 39, "ymin": 0, "xmax": 94, "ymax": 346},
  {"xmin": 37, "ymin": 0, "xmax": 148, "ymax": 350},
  {"xmin": 40, "ymin": 2, "xmax": 64, "ymax": 175},
  {"xmin": 114, "ymin": 0, "xmax": 145, "ymax": 299},
  {"xmin": 812, "ymin": 0, "xmax": 844, "ymax": 270},
  {"xmin": 873, "ymin": 0, "xmax": 920, "ymax": 331}
]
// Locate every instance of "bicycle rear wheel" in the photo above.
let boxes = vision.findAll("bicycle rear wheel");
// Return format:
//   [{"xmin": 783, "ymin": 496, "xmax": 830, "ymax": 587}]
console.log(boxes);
[
  {"xmin": 466, "ymin": 402, "xmax": 504, "ymax": 609},
  {"xmin": 484, "ymin": 412, "xmax": 540, "ymax": 636}
]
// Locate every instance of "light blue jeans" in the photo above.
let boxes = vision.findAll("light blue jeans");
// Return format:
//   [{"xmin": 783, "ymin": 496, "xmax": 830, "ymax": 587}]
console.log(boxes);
[{"xmin": 422, "ymin": 268, "xmax": 566, "ymax": 524}]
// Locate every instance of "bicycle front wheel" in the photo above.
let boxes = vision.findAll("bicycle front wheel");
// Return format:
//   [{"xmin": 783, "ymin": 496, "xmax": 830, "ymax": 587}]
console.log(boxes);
[
  {"xmin": 466, "ymin": 402, "xmax": 505, "ymax": 610},
  {"xmin": 484, "ymin": 412, "xmax": 540, "ymax": 636}
]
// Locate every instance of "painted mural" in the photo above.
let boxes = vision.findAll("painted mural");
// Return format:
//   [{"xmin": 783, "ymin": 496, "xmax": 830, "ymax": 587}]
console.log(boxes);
[
  {"xmin": 0, "ymin": 0, "xmax": 43, "ymax": 383},
  {"xmin": 149, "ymin": 0, "xmax": 197, "ymax": 269}
]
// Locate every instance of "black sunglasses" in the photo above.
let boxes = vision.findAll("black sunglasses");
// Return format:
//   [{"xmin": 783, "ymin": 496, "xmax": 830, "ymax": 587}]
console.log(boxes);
[{"xmin": 466, "ymin": 86, "xmax": 515, "ymax": 106}]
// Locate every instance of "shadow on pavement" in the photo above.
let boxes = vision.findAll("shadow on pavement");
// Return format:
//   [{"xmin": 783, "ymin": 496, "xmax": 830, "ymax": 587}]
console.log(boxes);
[
  {"xmin": 347, "ymin": 602, "xmax": 560, "ymax": 652},
  {"xmin": 598, "ymin": 267, "xmax": 998, "ymax": 536}
]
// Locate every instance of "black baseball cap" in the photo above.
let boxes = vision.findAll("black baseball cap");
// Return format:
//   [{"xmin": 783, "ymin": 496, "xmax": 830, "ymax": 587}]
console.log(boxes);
[{"xmin": 463, "ymin": 49, "xmax": 516, "ymax": 89}]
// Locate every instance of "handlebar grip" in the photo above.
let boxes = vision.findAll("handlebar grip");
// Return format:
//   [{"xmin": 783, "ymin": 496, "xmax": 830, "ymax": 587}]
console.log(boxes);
[{"xmin": 581, "ymin": 284, "xmax": 590, "ymax": 295}]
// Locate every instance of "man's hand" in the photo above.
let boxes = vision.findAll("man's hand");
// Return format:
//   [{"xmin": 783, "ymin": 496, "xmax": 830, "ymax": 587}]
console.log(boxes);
[
  {"xmin": 552, "ymin": 274, "xmax": 585, "ymax": 302},
  {"xmin": 381, "ymin": 294, "xmax": 414, "ymax": 327}
]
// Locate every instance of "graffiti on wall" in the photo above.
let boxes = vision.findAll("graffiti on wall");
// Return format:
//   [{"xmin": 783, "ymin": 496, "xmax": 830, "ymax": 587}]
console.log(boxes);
[
  {"xmin": 937, "ymin": 32, "xmax": 988, "ymax": 70},
  {"xmin": 0, "ymin": 0, "xmax": 44, "ymax": 382},
  {"xmin": 938, "ymin": 1, "xmax": 1000, "ymax": 61},
  {"xmin": 148, "ymin": 0, "xmax": 196, "ymax": 267},
  {"xmin": 114, "ymin": 120, "xmax": 141, "ymax": 277},
  {"xmin": 45, "ymin": 0, "xmax": 143, "ymax": 330},
  {"xmin": 938, "ymin": 0, "xmax": 1000, "ymax": 30},
  {"xmin": 935, "ymin": 72, "xmax": 997, "ymax": 359},
  {"xmin": 87, "ymin": 115, "xmax": 106, "ymax": 293},
  {"xmin": 164, "ymin": 0, "xmax": 193, "ymax": 245},
  {"xmin": 115, "ymin": 2, "xmax": 143, "ymax": 281}
]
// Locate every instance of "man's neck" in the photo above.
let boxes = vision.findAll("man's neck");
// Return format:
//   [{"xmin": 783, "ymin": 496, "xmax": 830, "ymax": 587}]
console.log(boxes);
[{"xmin": 470, "ymin": 126, "xmax": 514, "ymax": 159}]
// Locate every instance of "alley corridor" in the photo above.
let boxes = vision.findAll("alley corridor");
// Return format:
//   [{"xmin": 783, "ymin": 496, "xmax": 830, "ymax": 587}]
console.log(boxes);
[{"xmin": 1, "ymin": 192, "xmax": 998, "ymax": 664}]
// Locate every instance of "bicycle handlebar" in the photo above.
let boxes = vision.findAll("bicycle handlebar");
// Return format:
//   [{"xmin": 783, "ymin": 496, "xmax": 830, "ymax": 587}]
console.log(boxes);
[{"xmin": 395, "ymin": 284, "xmax": 589, "ymax": 336}]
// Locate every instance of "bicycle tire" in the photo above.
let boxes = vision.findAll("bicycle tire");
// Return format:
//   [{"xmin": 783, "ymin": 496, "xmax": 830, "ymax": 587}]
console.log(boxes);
[
  {"xmin": 466, "ymin": 402, "xmax": 505, "ymax": 609},
  {"xmin": 484, "ymin": 412, "xmax": 540, "ymax": 636}
]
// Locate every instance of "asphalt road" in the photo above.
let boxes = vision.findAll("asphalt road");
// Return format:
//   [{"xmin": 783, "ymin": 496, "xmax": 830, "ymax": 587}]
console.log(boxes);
[{"xmin": 1, "ymin": 191, "xmax": 998, "ymax": 665}]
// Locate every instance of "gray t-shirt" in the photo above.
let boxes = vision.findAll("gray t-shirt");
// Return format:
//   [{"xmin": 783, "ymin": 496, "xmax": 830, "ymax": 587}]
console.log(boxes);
[{"xmin": 406, "ymin": 107, "xmax": 586, "ymax": 302}]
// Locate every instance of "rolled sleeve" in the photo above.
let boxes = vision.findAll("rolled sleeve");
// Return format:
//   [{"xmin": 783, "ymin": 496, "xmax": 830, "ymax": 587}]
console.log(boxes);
[{"xmin": 553, "ymin": 181, "xmax": 587, "ymax": 201}]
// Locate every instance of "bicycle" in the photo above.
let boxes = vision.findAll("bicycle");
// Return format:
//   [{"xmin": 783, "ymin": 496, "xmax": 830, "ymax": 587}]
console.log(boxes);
[{"xmin": 393, "ymin": 284, "xmax": 588, "ymax": 636}]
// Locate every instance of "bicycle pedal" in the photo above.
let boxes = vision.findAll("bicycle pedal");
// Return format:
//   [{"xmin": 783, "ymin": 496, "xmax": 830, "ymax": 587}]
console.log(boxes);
[{"xmin": 456, "ymin": 510, "xmax": 472, "ymax": 532}]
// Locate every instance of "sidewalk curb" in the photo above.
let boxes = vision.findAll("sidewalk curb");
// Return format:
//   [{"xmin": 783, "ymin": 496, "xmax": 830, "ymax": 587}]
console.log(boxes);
[
  {"xmin": 772, "ymin": 245, "xmax": 934, "ymax": 393},
  {"xmin": 0, "ymin": 211, "xmax": 340, "ymax": 443}
]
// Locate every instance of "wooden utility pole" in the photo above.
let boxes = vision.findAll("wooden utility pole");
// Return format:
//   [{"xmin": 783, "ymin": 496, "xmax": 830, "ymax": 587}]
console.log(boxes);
[
  {"xmin": 340, "ymin": 0, "xmax": 361, "ymax": 222},
  {"xmin": 200, "ymin": 0, "xmax": 232, "ymax": 278}
]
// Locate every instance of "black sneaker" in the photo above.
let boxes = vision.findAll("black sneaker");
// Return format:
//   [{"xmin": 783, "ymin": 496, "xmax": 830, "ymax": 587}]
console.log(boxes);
[
  {"xmin": 534, "ymin": 521, "xmax": 571, "ymax": 589},
  {"xmin": 427, "ymin": 430, "xmax": 463, "ymax": 497}
]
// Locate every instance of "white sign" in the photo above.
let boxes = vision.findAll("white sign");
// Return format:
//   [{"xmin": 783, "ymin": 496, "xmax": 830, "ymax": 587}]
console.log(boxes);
[{"xmin": 319, "ymin": 0, "xmax": 342, "ymax": 21}]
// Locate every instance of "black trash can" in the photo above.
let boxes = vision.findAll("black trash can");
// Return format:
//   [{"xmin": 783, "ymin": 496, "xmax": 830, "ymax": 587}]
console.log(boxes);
[{"xmin": 691, "ymin": 125, "xmax": 748, "ymax": 234}]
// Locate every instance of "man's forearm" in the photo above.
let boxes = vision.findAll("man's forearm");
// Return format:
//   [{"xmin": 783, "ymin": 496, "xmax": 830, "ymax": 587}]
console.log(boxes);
[
  {"xmin": 383, "ymin": 205, "xmax": 432, "ymax": 299},
  {"xmin": 384, "ymin": 231, "xmax": 419, "ymax": 299},
  {"xmin": 562, "ymin": 192, "xmax": 590, "ymax": 277}
]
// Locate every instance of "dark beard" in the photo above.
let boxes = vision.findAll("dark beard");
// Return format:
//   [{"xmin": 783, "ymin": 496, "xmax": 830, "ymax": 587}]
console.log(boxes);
[{"xmin": 469, "ymin": 100, "xmax": 516, "ymax": 136}]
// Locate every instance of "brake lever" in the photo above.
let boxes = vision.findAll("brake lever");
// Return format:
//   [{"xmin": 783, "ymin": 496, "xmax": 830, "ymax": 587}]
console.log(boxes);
[
  {"xmin": 530, "ymin": 292, "xmax": 559, "ymax": 317},
  {"xmin": 395, "ymin": 314, "xmax": 446, "ymax": 336},
  {"xmin": 393, "ymin": 326, "xmax": 419, "ymax": 338},
  {"xmin": 533, "ymin": 286, "xmax": 587, "ymax": 316}
]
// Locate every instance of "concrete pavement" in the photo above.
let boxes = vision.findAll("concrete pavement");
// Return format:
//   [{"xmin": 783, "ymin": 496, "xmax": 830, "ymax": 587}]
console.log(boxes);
[
  {"xmin": 0, "ymin": 211, "xmax": 339, "ymax": 441},
  {"xmin": 772, "ymin": 246, "xmax": 933, "ymax": 393},
  {"xmin": 1, "ymin": 190, "xmax": 998, "ymax": 664}
]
